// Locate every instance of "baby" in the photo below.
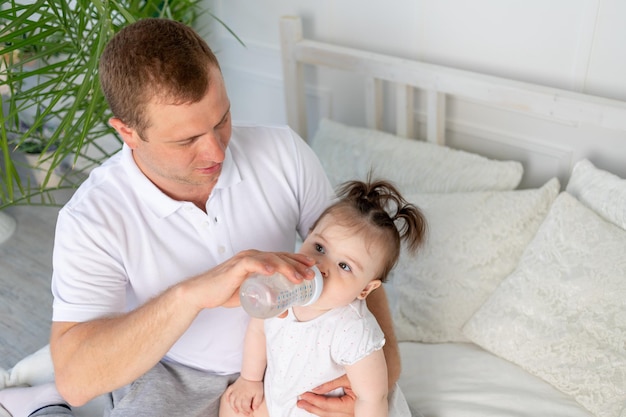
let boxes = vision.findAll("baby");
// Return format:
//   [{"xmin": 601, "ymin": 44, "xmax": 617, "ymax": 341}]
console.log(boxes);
[{"xmin": 221, "ymin": 179, "xmax": 426, "ymax": 417}]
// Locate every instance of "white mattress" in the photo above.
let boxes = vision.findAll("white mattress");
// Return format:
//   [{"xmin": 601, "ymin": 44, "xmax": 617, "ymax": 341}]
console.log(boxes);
[
  {"xmin": 398, "ymin": 342, "xmax": 593, "ymax": 417},
  {"xmin": 3, "ymin": 342, "xmax": 595, "ymax": 416}
]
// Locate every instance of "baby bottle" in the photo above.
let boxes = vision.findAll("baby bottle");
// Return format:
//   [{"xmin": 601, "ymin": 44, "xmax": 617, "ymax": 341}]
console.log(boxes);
[{"xmin": 239, "ymin": 265, "xmax": 324, "ymax": 319}]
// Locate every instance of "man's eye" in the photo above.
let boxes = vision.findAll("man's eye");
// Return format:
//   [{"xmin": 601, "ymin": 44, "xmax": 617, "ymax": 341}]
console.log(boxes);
[
  {"xmin": 339, "ymin": 262, "xmax": 351, "ymax": 272},
  {"xmin": 177, "ymin": 137, "xmax": 198, "ymax": 147},
  {"xmin": 217, "ymin": 111, "xmax": 230, "ymax": 128},
  {"xmin": 315, "ymin": 243, "xmax": 325, "ymax": 254}
]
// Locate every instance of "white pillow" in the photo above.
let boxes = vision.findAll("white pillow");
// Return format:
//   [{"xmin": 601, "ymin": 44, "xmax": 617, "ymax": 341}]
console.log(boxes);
[
  {"xmin": 566, "ymin": 158, "xmax": 626, "ymax": 230},
  {"xmin": 463, "ymin": 192, "xmax": 626, "ymax": 417},
  {"xmin": 311, "ymin": 119, "xmax": 523, "ymax": 192},
  {"xmin": 389, "ymin": 178, "xmax": 560, "ymax": 343}
]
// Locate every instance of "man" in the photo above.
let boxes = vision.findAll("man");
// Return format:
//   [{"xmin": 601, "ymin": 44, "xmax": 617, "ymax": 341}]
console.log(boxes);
[{"xmin": 0, "ymin": 18, "xmax": 400, "ymax": 417}]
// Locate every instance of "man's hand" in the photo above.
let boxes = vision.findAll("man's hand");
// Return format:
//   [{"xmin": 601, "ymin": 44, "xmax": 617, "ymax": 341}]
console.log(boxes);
[
  {"xmin": 192, "ymin": 249, "xmax": 317, "ymax": 310},
  {"xmin": 297, "ymin": 374, "xmax": 356, "ymax": 417}
]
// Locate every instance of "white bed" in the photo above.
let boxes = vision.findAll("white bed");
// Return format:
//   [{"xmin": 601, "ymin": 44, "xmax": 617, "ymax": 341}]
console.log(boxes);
[
  {"xmin": 279, "ymin": 15, "xmax": 626, "ymax": 417},
  {"xmin": 2, "ymin": 15, "xmax": 625, "ymax": 417}
]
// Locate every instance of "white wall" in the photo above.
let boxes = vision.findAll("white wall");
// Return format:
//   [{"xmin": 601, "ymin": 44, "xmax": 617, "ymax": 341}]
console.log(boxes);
[
  {"xmin": 201, "ymin": 0, "xmax": 626, "ymax": 117},
  {"xmin": 197, "ymin": 0, "xmax": 626, "ymax": 187}
]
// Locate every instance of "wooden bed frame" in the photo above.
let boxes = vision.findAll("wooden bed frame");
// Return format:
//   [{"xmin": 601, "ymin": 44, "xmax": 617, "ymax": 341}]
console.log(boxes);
[{"xmin": 279, "ymin": 16, "xmax": 626, "ymax": 189}]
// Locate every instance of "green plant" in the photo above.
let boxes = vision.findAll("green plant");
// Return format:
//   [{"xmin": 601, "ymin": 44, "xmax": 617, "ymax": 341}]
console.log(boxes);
[{"xmin": 0, "ymin": 0, "xmax": 239, "ymax": 207}]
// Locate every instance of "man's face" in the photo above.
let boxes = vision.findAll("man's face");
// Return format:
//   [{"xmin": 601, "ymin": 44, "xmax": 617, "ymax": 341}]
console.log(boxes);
[{"xmin": 125, "ymin": 66, "xmax": 232, "ymax": 201}]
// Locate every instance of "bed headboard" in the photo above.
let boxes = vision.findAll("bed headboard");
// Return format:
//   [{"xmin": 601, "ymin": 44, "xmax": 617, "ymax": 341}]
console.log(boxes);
[{"xmin": 279, "ymin": 15, "xmax": 626, "ymax": 189}]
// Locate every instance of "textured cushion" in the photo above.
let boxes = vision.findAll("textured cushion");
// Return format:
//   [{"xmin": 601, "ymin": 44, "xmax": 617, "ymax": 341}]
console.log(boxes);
[
  {"xmin": 566, "ymin": 158, "xmax": 626, "ymax": 230},
  {"xmin": 463, "ymin": 192, "xmax": 626, "ymax": 417},
  {"xmin": 388, "ymin": 178, "xmax": 560, "ymax": 343},
  {"xmin": 311, "ymin": 119, "xmax": 523, "ymax": 192}
]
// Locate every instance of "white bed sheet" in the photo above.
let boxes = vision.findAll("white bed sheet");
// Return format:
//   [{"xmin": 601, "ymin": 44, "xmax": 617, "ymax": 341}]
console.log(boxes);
[
  {"xmin": 3, "ymin": 342, "xmax": 596, "ymax": 417},
  {"xmin": 398, "ymin": 342, "xmax": 593, "ymax": 417}
]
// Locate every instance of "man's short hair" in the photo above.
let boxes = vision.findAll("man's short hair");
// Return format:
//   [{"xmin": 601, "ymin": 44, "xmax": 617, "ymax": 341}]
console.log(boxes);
[{"xmin": 99, "ymin": 18, "xmax": 221, "ymax": 136}]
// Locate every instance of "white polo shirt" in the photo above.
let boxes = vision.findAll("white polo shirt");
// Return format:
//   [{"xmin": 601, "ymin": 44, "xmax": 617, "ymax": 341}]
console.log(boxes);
[{"xmin": 51, "ymin": 123, "xmax": 334, "ymax": 374}]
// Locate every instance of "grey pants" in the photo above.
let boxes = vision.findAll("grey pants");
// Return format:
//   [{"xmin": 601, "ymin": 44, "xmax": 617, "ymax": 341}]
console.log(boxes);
[{"xmin": 31, "ymin": 361, "xmax": 238, "ymax": 417}]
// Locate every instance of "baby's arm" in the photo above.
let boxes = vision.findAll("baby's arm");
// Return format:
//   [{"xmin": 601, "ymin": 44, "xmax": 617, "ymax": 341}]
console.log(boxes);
[
  {"xmin": 221, "ymin": 318, "xmax": 267, "ymax": 416},
  {"xmin": 344, "ymin": 348, "xmax": 389, "ymax": 417}
]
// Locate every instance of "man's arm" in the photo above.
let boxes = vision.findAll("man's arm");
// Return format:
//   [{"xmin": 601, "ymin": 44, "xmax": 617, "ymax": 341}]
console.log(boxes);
[
  {"xmin": 365, "ymin": 286, "xmax": 401, "ymax": 387},
  {"xmin": 51, "ymin": 283, "xmax": 199, "ymax": 406},
  {"xmin": 51, "ymin": 250, "xmax": 315, "ymax": 406}
]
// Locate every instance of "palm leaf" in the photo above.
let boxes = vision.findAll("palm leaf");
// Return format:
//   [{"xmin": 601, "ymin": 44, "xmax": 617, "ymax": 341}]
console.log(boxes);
[{"xmin": 0, "ymin": 0, "xmax": 236, "ymax": 208}]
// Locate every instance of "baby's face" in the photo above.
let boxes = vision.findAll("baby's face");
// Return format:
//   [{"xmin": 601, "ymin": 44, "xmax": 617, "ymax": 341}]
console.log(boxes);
[{"xmin": 300, "ymin": 213, "xmax": 383, "ymax": 310}]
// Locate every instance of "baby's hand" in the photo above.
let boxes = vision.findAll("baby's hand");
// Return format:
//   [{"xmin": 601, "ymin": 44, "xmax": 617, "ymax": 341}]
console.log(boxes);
[{"xmin": 224, "ymin": 376, "xmax": 264, "ymax": 415}]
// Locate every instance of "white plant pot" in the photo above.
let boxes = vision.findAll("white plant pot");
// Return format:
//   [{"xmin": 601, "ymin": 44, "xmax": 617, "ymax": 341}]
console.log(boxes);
[
  {"xmin": 0, "ymin": 211, "xmax": 17, "ymax": 245},
  {"xmin": 23, "ymin": 151, "xmax": 64, "ymax": 188}
]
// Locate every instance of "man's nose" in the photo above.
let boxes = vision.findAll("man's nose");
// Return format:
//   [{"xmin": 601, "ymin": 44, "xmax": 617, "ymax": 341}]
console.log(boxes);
[{"xmin": 198, "ymin": 132, "xmax": 225, "ymax": 162}]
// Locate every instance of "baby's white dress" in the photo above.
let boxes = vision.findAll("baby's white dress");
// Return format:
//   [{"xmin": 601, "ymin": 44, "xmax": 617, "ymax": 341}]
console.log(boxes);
[{"xmin": 263, "ymin": 299, "xmax": 411, "ymax": 416}]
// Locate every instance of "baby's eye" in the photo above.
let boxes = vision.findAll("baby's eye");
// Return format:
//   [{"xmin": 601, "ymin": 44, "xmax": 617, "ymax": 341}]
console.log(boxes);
[
  {"xmin": 339, "ymin": 262, "xmax": 351, "ymax": 272},
  {"xmin": 315, "ymin": 243, "xmax": 325, "ymax": 254}
]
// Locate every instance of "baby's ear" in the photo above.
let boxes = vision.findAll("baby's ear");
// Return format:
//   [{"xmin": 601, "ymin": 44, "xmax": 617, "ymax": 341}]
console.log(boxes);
[{"xmin": 357, "ymin": 280, "xmax": 382, "ymax": 299}]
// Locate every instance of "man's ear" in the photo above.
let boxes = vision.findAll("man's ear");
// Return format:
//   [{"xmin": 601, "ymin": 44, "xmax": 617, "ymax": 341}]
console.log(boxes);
[
  {"xmin": 109, "ymin": 117, "xmax": 140, "ymax": 149},
  {"xmin": 357, "ymin": 279, "xmax": 382, "ymax": 300}
]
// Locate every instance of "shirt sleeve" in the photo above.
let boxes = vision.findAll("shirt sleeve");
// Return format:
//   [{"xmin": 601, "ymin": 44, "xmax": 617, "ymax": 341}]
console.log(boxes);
[
  {"xmin": 287, "ymin": 128, "xmax": 336, "ymax": 240},
  {"xmin": 52, "ymin": 204, "xmax": 128, "ymax": 322},
  {"xmin": 330, "ymin": 306, "xmax": 386, "ymax": 366}
]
